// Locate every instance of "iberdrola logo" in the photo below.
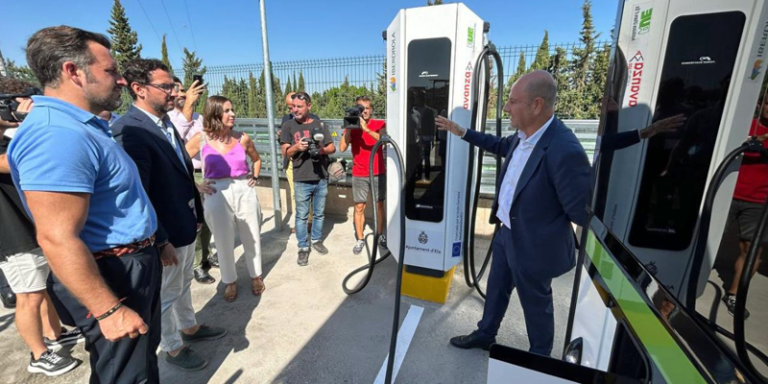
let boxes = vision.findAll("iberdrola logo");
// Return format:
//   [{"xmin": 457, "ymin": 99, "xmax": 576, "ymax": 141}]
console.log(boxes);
[
  {"xmin": 389, "ymin": 76, "xmax": 397, "ymax": 91},
  {"xmin": 751, "ymin": 59, "xmax": 764, "ymax": 81}
]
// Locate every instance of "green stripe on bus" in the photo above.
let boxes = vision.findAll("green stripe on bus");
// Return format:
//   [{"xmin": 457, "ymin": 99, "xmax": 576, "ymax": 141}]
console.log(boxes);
[{"xmin": 585, "ymin": 231, "xmax": 708, "ymax": 384}]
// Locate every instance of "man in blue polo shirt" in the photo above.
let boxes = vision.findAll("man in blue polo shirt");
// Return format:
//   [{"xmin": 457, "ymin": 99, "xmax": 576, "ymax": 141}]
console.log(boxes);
[{"xmin": 8, "ymin": 26, "xmax": 163, "ymax": 383}]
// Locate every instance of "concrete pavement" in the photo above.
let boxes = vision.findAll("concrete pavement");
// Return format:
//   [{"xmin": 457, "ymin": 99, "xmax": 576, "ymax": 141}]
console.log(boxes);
[{"xmin": 0, "ymin": 213, "xmax": 576, "ymax": 384}]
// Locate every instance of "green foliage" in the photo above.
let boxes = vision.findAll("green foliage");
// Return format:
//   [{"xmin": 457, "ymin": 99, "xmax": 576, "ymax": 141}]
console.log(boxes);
[
  {"xmin": 284, "ymin": 77, "xmax": 293, "ymax": 96},
  {"xmin": 221, "ymin": 76, "xmax": 250, "ymax": 117},
  {"xmin": 427, "ymin": 0, "xmax": 444, "ymax": 4},
  {"xmin": 182, "ymin": 48, "xmax": 206, "ymax": 87},
  {"xmin": 107, "ymin": 0, "xmax": 142, "ymax": 71},
  {"xmin": 181, "ymin": 48, "xmax": 207, "ymax": 114},
  {"xmin": 252, "ymin": 72, "xmax": 267, "ymax": 117},
  {"xmin": 531, "ymin": 30, "xmax": 550, "ymax": 71},
  {"xmin": 297, "ymin": 71, "xmax": 306, "ymax": 92},
  {"xmin": 3, "ymin": 59, "xmax": 39, "ymax": 86},
  {"xmin": 160, "ymin": 35, "xmax": 172, "ymax": 72}
]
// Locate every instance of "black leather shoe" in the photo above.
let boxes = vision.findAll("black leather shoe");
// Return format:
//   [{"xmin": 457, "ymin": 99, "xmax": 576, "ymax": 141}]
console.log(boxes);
[
  {"xmin": 450, "ymin": 331, "xmax": 495, "ymax": 351},
  {"xmin": 194, "ymin": 268, "xmax": 215, "ymax": 284},
  {"xmin": 207, "ymin": 254, "xmax": 220, "ymax": 269},
  {"xmin": 0, "ymin": 291, "xmax": 16, "ymax": 308}
]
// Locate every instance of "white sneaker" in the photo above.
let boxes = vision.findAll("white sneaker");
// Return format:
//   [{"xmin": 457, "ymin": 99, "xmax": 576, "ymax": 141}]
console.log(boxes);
[{"xmin": 353, "ymin": 240, "xmax": 365, "ymax": 255}]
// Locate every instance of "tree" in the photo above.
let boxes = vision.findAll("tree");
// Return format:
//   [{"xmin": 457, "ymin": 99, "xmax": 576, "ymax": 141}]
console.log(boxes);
[
  {"xmin": 571, "ymin": 0, "xmax": 598, "ymax": 100},
  {"xmin": 567, "ymin": 0, "xmax": 601, "ymax": 118},
  {"xmin": 427, "ymin": 0, "xmax": 444, "ymax": 4},
  {"xmin": 584, "ymin": 42, "xmax": 611, "ymax": 118},
  {"xmin": 284, "ymin": 77, "xmax": 293, "ymax": 96},
  {"xmin": 531, "ymin": 30, "xmax": 550, "ymax": 71},
  {"xmin": 2, "ymin": 59, "xmax": 39, "ymax": 86},
  {"xmin": 160, "ymin": 35, "xmax": 172, "ymax": 73},
  {"xmin": 181, "ymin": 48, "xmax": 207, "ymax": 113},
  {"xmin": 297, "ymin": 71, "xmax": 306, "ymax": 92},
  {"xmin": 107, "ymin": 0, "xmax": 142, "ymax": 71},
  {"xmin": 247, "ymin": 71, "xmax": 267, "ymax": 118},
  {"xmin": 505, "ymin": 51, "xmax": 527, "ymax": 96},
  {"xmin": 182, "ymin": 48, "xmax": 206, "ymax": 86}
]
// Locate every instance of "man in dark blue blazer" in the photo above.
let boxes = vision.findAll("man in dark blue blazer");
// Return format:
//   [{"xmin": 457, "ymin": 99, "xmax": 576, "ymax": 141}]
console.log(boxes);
[
  {"xmin": 113, "ymin": 59, "xmax": 226, "ymax": 371},
  {"xmin": 437, "ymin": 71, "xmax": 592, "ymax": 356}
]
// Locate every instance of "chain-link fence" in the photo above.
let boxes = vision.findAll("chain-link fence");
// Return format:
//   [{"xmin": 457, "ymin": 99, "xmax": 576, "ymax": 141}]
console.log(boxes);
[{"xmin": 148, "ymin": 40, "xmax": 610, "ymax": 120}]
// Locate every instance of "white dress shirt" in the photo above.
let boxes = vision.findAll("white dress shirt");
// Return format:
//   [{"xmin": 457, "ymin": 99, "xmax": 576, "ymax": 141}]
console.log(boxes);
[
  {"xmin": 135, "ymin": 106, "xmax": 186, "ymax": 168},
  {"xmin": 495, "ymin": 115, "xmax": 555, "ymax": 228}
]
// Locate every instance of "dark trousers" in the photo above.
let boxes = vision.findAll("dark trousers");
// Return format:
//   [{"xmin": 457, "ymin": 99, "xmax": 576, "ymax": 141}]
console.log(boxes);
[
  {"xmin": 194, "ymin": 172, "xmax": 213, "ymax": 270},
  {"xmin": 48, "ymin": 247, "xmax": 162, "ymax": 384},
  {"xmin": 477, "ymin": 225, "xmax": 555, "ymax": 356},
  {"xmin": 194, "ymin": 221, "xmax": 213, "ymax": 270}
]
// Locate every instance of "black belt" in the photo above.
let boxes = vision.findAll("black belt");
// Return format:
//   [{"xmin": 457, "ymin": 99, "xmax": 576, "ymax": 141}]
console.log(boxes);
[{"xmin": 194, "ymin": 169, "xmax": 203, "ymax": 174}]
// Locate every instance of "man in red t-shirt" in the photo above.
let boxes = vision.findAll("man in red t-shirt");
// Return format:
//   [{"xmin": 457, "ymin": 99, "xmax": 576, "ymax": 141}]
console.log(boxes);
[
  {"xmin": 339, "ymin": 96, "xmax": 386, "ymax": 254},
  {"xmin": 723, "ymin": 98, "xmax": 768, "ymax": 319}
]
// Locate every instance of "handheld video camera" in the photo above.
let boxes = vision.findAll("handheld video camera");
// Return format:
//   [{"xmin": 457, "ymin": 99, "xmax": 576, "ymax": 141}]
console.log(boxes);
[
  {"xmin": 342, "ymin": 105, "xmax": 365, "ymax": 129},
  {"xmin": 302, "ymin": 126, "xmax": 326, "ymax": 162},
  {"xmin": 0, "ymin": 87, "xmax": 42, "ymax": 123}
]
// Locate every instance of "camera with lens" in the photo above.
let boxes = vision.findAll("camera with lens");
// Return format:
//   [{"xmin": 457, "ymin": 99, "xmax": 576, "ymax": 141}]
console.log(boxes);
[
  {"xmin": 342, "ymin": 105, "xmax": 365, "ymax": 129},
  {"xmin": 0, "ymin": 87, "xmax": 42, "ymax": 123},
  {"xmin": 302, "ymin": 127, "xmax": 325, "ymax": 162}
]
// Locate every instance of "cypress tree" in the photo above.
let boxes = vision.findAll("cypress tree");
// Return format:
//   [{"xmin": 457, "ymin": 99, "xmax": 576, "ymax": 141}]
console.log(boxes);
[
  {"xmin": 160, "ymin": 35, "xmax": 173, "ymax": 72},
  {"xmin": 531, "ymin": 31, "xmax": 550, "ymax": 71},
  {"xmin": 297, "ymin": 70, "xmax": 306, "ymax": 92},
  {"xmin": 107, "ymin": 0, "xmax": 142, "ymax": 71}
]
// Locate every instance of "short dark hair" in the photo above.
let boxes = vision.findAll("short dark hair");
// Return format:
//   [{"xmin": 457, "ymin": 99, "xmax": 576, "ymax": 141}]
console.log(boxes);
[
  {"xmin": 25, "ymin": 25, "xmax": 111, "ymax": 88},
  {"xmin": 355, "ymin": 95, "xmax": 372, "ymax": 109},
  {"xmin": 291, "ymin": 91, "xmax": 311, "ymax": 104},
  {"xmin": 173, "ymin": 76, "xmax": 183, "ymax": 84},
  {"xmin": 0, "ymin": 77, "xmax": 35, "ymax": 94},
  {"xmin": 122, "ymin": 59, "xmax": 171, "ymax": 99}
]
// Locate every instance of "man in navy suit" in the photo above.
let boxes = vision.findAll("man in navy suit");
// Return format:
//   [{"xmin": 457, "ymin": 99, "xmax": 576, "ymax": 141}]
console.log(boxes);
[
  {"xmin": 436, "ymin": 71, "xmax": 592, "ymax": 356},
  {"xmin": 113, "ymin": 59, "xmax": 226, "ymax": 371}
]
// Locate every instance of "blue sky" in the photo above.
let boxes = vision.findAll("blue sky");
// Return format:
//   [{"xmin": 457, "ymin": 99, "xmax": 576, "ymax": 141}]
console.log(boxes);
[{"xmin": 0, "ymin": 0, "xmax": 619, "ymax": 68}]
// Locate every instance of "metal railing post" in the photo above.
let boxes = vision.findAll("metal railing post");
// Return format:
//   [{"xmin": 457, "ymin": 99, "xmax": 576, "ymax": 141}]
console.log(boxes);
[{"xmin": 258, "ymin": 0, "xmax": 283, "ymax": 231}]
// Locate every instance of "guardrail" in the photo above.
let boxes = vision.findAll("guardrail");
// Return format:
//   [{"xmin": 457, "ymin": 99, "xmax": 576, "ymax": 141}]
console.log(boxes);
[{"xmin": 236, "ymin": 118, "xmax": 598, "ymax": 195}]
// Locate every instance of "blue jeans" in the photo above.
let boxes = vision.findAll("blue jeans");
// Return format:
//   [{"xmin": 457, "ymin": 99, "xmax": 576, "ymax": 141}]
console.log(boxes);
[{"xmin": 295, "ymin": 179, "xmax": 328, "ymax": 249}]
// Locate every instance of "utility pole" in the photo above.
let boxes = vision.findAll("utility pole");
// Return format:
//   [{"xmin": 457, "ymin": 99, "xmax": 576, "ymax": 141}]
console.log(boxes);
[
  {"xmin": 258, "ymin": 0, "xmax": 283, "ymax": 231},
  {"xmin": 0, "ymin": 48, "xmax": 7, "ymax": 77}
]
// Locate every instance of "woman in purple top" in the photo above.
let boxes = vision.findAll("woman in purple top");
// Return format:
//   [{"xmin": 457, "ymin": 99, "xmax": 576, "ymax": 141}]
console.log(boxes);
[{"xmin": 186, "ymin": 96, "xmax": 264, "ymax": 302}]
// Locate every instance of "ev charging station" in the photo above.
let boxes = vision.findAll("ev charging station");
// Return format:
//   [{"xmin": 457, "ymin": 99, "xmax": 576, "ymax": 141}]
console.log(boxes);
[
  {"xmin": 385, "ymin": 3, "xmax": 484, "ymax": 276},
  {"xmin": 567, "ymin": 0, "xmax": 768, "ymax": 370},
  {"xmin": 486, "ymin": 0, "xmax": 768, "ymax": 383}
]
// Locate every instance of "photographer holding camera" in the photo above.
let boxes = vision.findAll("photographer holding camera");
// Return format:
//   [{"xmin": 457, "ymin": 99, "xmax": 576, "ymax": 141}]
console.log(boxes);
[
  {"xmin": 280, "ymin": 92, "xmax": 335, "ymax": 266},
  {"xmin": 339, "ymin": 95, "xmax": 387, "ymax": 254}
]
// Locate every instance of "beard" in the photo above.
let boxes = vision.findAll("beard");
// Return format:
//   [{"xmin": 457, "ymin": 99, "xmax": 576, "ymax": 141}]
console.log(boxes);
[
  {"xmin": 83, "ymin": 70, "xmax": 123, "ymax": 112},
  {"xmin": 150, "ymin": 98, "xmax": 175, "ymax": 116},
  {"xmin": 84, "ymin": 86, "xmax": 123, "ymax": 112},
  {"xmin": 174, "ymin": 97, "xmax": 186, "ymax": 110}
]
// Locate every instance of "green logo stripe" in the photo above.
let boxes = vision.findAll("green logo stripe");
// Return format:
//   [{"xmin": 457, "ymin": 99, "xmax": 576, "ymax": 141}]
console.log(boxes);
[{"xmin": 585, "ymin": 232, "xmax": 708, "ymax": 384}]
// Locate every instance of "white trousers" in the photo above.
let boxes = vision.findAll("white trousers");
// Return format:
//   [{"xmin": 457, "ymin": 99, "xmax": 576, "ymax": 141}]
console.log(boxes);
[
  {"xmin": 204, "ymin": 177, "xmax": 263, "ymax": 284},
  {"xmin": 160, "ymin": 243, "xmax": 196, "ymax": 352}
]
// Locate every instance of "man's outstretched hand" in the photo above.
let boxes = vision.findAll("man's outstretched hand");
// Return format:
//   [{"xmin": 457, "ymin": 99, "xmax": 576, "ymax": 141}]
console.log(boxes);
[{"xmin": 435, "ymin": 116, "xmax": 466, "ymax": 136}]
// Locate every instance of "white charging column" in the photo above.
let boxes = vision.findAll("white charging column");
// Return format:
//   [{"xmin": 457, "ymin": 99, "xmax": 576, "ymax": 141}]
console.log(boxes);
[{"xmin": 385, "ymin": 3, "xmax": 485, "ymax": 273}]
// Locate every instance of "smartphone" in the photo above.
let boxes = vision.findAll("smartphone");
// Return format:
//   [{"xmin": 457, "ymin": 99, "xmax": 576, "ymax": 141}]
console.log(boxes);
[{"xmin": 193, "ymin": 74, "xmax": 203, "ymax": 85}]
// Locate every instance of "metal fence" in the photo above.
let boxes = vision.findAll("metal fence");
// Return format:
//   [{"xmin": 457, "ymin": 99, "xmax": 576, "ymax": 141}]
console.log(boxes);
[
  {"xmin": 236, "ymin": 118, "xmax": 598, "ymax": 196},
  {"xmin": 176, "ymin": 40, "xmax": 610, "ymax": 119}
]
